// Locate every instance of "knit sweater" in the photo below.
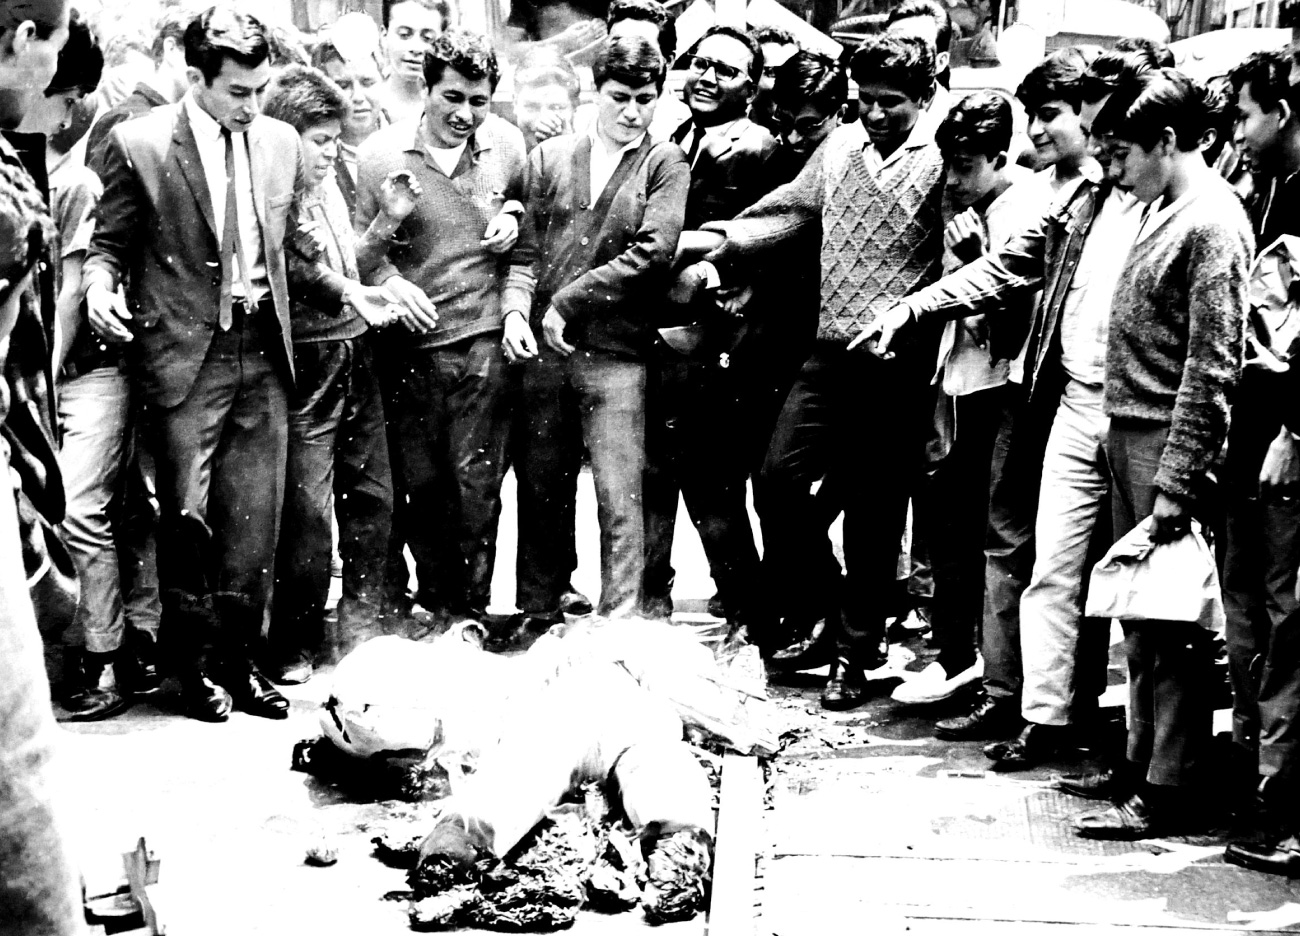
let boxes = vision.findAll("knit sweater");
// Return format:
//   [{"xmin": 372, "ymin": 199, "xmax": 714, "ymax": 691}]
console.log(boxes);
[
  {"xmin": 703, "ymin": 117, "xmax": 946, "ymax": 345},
  {"xmin": 1105, "ymin": 170, "xmax": 1253, "ymax": 501},
  {"xmin": 354, "ymin": 115, "xmax": 532, "ymax": 349}
]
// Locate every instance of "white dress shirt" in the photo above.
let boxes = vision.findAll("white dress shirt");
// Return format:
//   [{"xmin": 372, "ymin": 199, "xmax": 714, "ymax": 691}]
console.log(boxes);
[
  {"xmin": 183, "ymin": 92, "xmax": 268, "ymax": 300},
  {"xmin": 589, "ymin": 127, "xmax": 646, "ymax": 204}
]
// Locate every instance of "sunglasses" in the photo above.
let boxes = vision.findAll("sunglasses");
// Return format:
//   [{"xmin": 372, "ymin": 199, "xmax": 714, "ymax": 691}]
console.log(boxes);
[{"xmin": 686, "ymin": 55, "xmax": 747, "ymax": 82}]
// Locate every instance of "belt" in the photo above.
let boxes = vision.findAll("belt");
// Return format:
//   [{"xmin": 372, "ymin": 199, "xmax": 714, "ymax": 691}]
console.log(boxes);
[{"xmin": 225, "ymin": 294, "xmax": 274, "ymax": 331}]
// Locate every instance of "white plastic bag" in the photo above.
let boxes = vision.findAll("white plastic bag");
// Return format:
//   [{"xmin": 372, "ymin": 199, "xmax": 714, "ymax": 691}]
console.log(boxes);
[{"xmin": 1084, "ymin": 517, "xmax": 1226, "ymax": 634}]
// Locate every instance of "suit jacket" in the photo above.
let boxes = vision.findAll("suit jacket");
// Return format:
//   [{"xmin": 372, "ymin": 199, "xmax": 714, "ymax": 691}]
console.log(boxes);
[
  {"xmin": 671, "ymin": 116, "xmax": 777, "ymax": 229},
  {"xmin": 84, "ymin": 102, "xmax": 350, "ymax": 409}
]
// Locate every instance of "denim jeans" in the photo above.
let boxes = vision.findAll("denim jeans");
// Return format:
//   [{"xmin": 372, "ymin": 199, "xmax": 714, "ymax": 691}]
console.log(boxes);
[
  {"xmin": 1019, "ymin": 378, "xmax": 1114, "ymax": 726},
  {"xmin": 0, "ymin": 441, "xmax": 83, "ymax": 935},
  {"xmin": 1106, "ymin": 418, "xmax": 1215, "ymax": 788},
  {"xmin": 387, "ymin": 333, "xmax": 511, "ymax": 613},
  {"xmin": 516, "ymin": 349, "xmax": 646, "ymax": 618},
  {"xmin": 270, "ymin": 338, "xmax": 393, "ymax": 662},
  {"xmin": 57, "ymin": 365, "xmax": 130, "ymax": 654}
]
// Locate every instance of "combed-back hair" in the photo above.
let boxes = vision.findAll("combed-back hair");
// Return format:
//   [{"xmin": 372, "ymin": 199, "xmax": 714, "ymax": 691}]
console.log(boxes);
[
  {"xmin": 607, "ymin": 0, "xmax": 675, "ymax": 64},
  {"xmin": 422, "ymin": 28, "xmax": 500, "ymax": 91},
  {"xmin": 771, "ymin": 50, "xmax": 846, "ymax": 116},
  {"xmin": 1108, "ymin": 68, "xmax": 1211, "ymax": 152},
  {"xmin": 751, "ymin": 25, "xmax": 795, "ymax": 47},
  {"xmin": 1016, "ymin": 46, "xmax": 1098, "ymax": 114},
  {"xmin": 1228, "ymin": 50, "xmax": 1292, "ymax": 114},
  {"xmin": 686, "ymin": 25, "xmax": 763, "ymax": 86},
  {"xmin": 261, "ymin": 63, "xmax": 347, "ymax": 133},
  {"xmin": 887, "ymin": 0, "xmax": 951, "ymax": 53},
  {"xmin": 849, "ymin": 33, "xmax": 934, "ymax": 103},
  {"xmin": 0, "ymin": 161, "xmax": 54, "ymax": 303},
  {"xmin": 1114, "ymin": 36, "xmax": 1175, "ymax": 69},
  {"xmin": 1080, "ymin": 49, "xmax": 1157, "ymax": 105},
  {"xmin": 937, "ymin": 89, "xmax": 1013, "ymax": 160},
  {"xmin": 382, "ymin": 0, "xmax": 451, "ymax": 30},
  {"xmin": 151, "ymin": 7, "xmax": 190, "ymax": 62},
  {"xmin": 183, "ymin": 6, "xmax": 271, "ymax": 84},
  {"xmin": 593, "ymin": 34, "xmax": 666, "ymax": 93},
  {"xmin": 47, "ymin": 9, "xmax": 103, "ymax": 96}
]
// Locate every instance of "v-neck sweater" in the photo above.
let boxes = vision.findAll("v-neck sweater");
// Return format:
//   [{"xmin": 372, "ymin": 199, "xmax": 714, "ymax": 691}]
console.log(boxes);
[
  {"xmin": 517, "ymin": 132, "xmax": 690, "ymax": 359},
  {"xmin": 1104, "ymin": 173, "xmax": 1254, "ymax": 501}
]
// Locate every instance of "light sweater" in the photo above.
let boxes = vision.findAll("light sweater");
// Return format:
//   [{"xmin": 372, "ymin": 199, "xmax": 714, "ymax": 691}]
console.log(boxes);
[
  {"xmin": 1104, "ymin": 170, "xmax": 1253, "ymax": 501},
  {"xmin": 704, "ymin": 117, "xmax": 945, "ymax": 345}
]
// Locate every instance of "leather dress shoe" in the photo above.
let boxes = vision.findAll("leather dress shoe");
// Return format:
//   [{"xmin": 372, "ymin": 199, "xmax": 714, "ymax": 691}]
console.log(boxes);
[
  {"xmin": 768, "ymin": 620, "xmax": 835, "ymax": 672},
  {"xmin": 984, "ymin": 723, "xmax": 1071, "ymax": 772},
  {"xmin": 61, "ymin": 652, "xmax": 132, "ymax": 722},
  {"xmin": 1226, "ymin": 834, "xmax": 1300, "ymax": 876},
  {"xmin": 934, "ymin": 695, "xmax": 1022, "ymax": 741},
  {"xmin": 820, "ymin": 656, "xmax": 869, "ymax": 711},
  {"xmin": 228, "ymin": 666, "xmax": 290, "ymax": 720},
  {"xmin": 1073, "ymin": 793, "xmax": 1170, "ymax": 840},
  {"xmin": 120, "ymin": 630, "xmax": 163, "ymax": 696},
  {"xmin": 558, "ymin": 587, "xmax": 593, "ymax": 616},
  {"xmin": 179, "ymin": 671, "xmax": 233, "ymax": 722},
  {"xmin": 1053, "ymin": 767, "xmax": 1132, "ymax": 801},
  {"xmin": 707, "ymin": 592, "xmax": 727, "ymax": 618},
  {"xmin": 270, "ymin": 657, "xmax": 314, "ymax": 686}
]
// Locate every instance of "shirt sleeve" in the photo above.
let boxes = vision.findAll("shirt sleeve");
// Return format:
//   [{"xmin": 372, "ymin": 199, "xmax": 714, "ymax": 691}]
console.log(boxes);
[{"xmin": 53, "ymin": 169, "xmax": 101, "ymax": 259}]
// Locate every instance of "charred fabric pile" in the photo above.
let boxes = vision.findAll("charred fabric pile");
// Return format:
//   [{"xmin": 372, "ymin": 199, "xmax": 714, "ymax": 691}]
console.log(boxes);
[{"xmin": 293, "ymin": 619, "xmax": 780, "ymax": 931}]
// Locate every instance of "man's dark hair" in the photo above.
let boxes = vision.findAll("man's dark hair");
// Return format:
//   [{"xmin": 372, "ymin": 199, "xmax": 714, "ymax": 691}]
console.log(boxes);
[
  {"xmin": 1017, "ymin": 46, "xmax": 1097, "ymax": 114},
  {"xmin": 751, "ymin": 25, "xmax": 795, "ymax": 48},
  {"xmin": 1228, "ymin": 50, "xmax": 1292, "ymax": 114},
  {"xmin": 1108, "ymin": 68, "xmax": 1209, "ymax": 152},
  {"xmin": 936, "ymin": 89, "xmax": 1013, "ymax": 160},
  {"xmin": 1113, "ymin": 36, "xmax": 1174, "ymax": 69},
  {"xmin": 849, "ymin": 33, "xmax": 934, "ymax": 103},
  {"xmin": 771, "ymin": 50, "xmax": 845, "ymax": 117},
  {"xmin": 687, "ymin": 25, "xmax": 763, "ymax": 87},
  {"xmin": 593, "ymin": 34, "xmax": 666, "ymax": 93},
  {"xmin": 150, "ymin": 8, "xmax": 189, "ymax": 63},
  {"xmin": 46, "ymin": 9, "xmax": 101, "ymax": 96},
  {"xmin": 0, "ymin": 0, "xmax": 67, "ymax": 43},
  {"xmin": 0, "ymin": 161, "xmax": 53, "ymax": 303},
  {"xmin": 183, "ymin": 6, "xmax": 271, "ymax": 84},
  {"xmin": 1080, "ymin": 49, "xmax": 1156, "ymax": 105},
  {"xmin": 383, "ymin": 0, "xmax": 452, "ymax": 30},
  {"xmin": 1201, "ymin": 75, "xmax": 1234, "ymax": 164},
  {"xmin": 261, "ymin": 63, "xmax": 347, "ymax": 133},
  {"xmin": 514, "ymin": 54, "xmax": 581, "ymax": 105},
  {"xmin": 310, "ymin": 36, "xmax": 346, "ymax": 71},
  {"xmin": 423, "ymin": 28, "xmax": 500, "ymax": 91},
  {"xmin": 887, "ymin": 0, "xmax": 952, "ymax": 53},
  {"xmin": 607, "ymin": 0, "xmax": 675, "ymax": 64}
]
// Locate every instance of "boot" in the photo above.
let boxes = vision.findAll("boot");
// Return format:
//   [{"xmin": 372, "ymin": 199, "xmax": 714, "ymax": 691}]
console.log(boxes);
[{"xmin": 61, "ymin": 650, "xmax": 132, "ymax": 722}]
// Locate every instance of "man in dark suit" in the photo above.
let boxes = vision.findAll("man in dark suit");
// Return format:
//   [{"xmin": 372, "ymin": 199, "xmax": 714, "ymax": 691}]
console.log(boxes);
[
  {"xmin": 83, "ymin": 7, "xmax": 392, "ymax": 723},
  {"xmin": 643, "ymin": 24, "xmax": 775, "ymax": 626}
]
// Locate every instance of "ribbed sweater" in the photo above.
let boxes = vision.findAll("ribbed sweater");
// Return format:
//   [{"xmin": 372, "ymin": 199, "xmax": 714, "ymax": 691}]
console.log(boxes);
[
  {"xmin": 704, "ymin": 118, "xmax": 945, "ymax": 345},
  {"xmin": 1104, "ymin": 171, "xmax": 1253, "ymax": 501}
]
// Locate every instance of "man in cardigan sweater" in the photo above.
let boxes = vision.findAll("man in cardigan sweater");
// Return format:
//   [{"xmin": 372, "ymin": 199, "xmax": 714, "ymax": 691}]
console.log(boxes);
[
  {"xmin": 355, "ymin": 30, "xmax": 533, "ymax": 624},
  {"xmin": 698, "ymin": 34, "xmax": 946, "ymax": 710},
  {"xmin": 509, "ymin": 35, "xmax": 689, "ymax": 620}
]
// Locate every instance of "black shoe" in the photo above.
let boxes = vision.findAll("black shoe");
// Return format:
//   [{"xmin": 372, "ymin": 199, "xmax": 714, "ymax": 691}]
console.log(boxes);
[
  {"xmin": 707, "ymin": 592, "xmax": 727, "ymax": 618},
  {"xmin": 768, "ymin": 620, "xmax": 835, "ymax": 672},
  {"xmin": 821, "ymin": 656, "xmax": 869, "ymax": 711},
  {"xmin": 1053, "ymin": 766, "xmax": 1133, "ymax": 801},
  {"xmin": 984, "ymin": 723, "xmax": 1072, "ymax": 772},
  {"xmin": 61, "ymin": 652, "xmax": 132, "ymax": 722},
  {"xmin": 269, "ymin": 656, "xmax": 314, "ymax": 686},
  {"xmin": 934, "ymin": 695, "xmax": 1021, "ymax": 741},
  {"xmin": 179, "ymin": 670, "xmax": 233, "ymax": 722},
  {"xmin": 1073, "ymin": 792, "xmax": 1178, "ymax": 840},
  {"xmin": 120, "ymin": 630, "xmax": 163, "ymax": 696},
  {"xmin": 558, "ymin": 587, "xmax": 593, "ymax": 616},
  {"xmin": 227, "ymin": 665, "xmax": 290, "ymax": 720},
  {"xmin": 1226, "ymin": 834, "xmax": 1300, "ymax": 875}
]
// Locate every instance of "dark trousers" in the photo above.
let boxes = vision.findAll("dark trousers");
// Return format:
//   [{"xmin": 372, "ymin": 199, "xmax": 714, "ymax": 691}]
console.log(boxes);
[
  {"xmin": 1222, "ymin": 372, "xmax": 1300, "ymax": 781},
  {"xmin": 981, "ymin": 383, "xmax": 1052, "ymax": 701},
  {"xmin": 516, "ymin": 350, "xmax": 646, "ymax": 618},
  {"xmin": 757, "ymin": 340, "xmax": 927, "ymax": 663},
  {"xmin": 1106, "ymin": 419, "xmax": 1215, "ymax": 788},
  {"xmin": 924, "ymin": 384, "xmax": 1010, "ymax": 676},
  {"xmin": 269, "ymin": 338, "xmax": 393, "ymax": 663},
  {"xmin": 387, "ymin": 333, "xmax": 510, "ymax": 614},
  {"xmin": 149, "ymin": 316, "xmax": 288, "ymax": 670},
  {"xmin": 643, "ymin": 351, "xmax": 760, "ymax": 617}
]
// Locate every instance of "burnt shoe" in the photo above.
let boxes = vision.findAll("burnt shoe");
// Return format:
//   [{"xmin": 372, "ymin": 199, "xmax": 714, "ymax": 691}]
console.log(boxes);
[
  {"xmin": 934, "ymin": 695, "xmax": 1022, "ymax": 741},
  {"xmin": 1072, "ymin": 793, "xmax": 1171, "ymax": 840},
  {"xmin": 1226, "ymin": 834, "xmax": 1300, "ymax": 876},
  {"xmin": 178, "ymin": 669, "xmax": 233, "ymax": 723},
  {"xmin": 820, "ymin": 656, "xmax": 869, "ymax": 711},
  {"xmin": 984, "ymin": 723, "xmax": 1072, "ymax": 772},
  {"xmin": 558, "ymin": 587, "xmax": 593, "ymax": 616},
  {"xmin": 61, "ymin": 652, "xmax": 132, "ymax": 722},
  {"xmin": 1053, "ymin": 766, "xmax": 1133, "ymax": 801},
  {"xmin": 227, "ymin": 665, "xmax": 290, "ymax": 720}
]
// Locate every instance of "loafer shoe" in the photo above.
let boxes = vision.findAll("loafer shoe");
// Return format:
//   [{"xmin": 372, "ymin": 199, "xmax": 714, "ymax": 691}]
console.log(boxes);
[
  {"xmin": 1072, "ymin": 793, "xmax": 1166, "ymax": 840},
  {"xmin": 1225, "ymin": 834, "xmax": 1300, "ymax": 876},
  {"xmin": 985, "ymin": 723, "xmax": 1071, "ymax": 772},
  {"xmin": 558, "ymin": 588, "xmax": 593, "ymax": 616},
  {"xmin": 891, "ymin": 658, "xmax": 983, "ymax": 705},
  {"xmin": 179, "ymin": 671, "xmax": 233, "ymax": 723},
  {"xmin": 934, "ymin": 695, "xmax": 1022, "ymax": 741},
  {"xmin": 820, "ymin": 656, "xmax": 869, "ymax": 711},
  {"xmin": 229, "ymin": 667, "xmax": 290, "ymax": 720}
]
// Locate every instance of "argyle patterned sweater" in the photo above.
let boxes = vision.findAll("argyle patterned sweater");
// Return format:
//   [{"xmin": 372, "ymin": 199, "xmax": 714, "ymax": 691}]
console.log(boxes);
[{"xmin": 704, "ymin": 120, "xmax": 945, "ymax": 345}]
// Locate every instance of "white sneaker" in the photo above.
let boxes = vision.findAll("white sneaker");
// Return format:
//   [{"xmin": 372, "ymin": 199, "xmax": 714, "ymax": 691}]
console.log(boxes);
[{"xmin": 890, "ymin": 658, "xmax": 983, "ymax": 705}]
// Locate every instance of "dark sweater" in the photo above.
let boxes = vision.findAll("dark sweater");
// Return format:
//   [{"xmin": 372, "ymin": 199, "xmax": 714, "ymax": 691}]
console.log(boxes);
[
  {"xmin": 517, "ymin": 133, "xmax": 690, "ymax": 360},
  {"xmin": 1105, "ymin": 172, "xmax": 1254, "ymax": 501}
]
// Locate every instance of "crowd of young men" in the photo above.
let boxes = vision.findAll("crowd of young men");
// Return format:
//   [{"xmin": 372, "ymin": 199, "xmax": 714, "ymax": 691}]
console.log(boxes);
[{"xmin": 8, "ymin": 2, "xmax": 1300, "ymax": 928}]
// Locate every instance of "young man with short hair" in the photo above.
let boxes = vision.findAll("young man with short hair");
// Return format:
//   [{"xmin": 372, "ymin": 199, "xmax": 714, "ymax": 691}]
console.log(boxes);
[
  {"xmin": 887, "ymin": 0, "xmax": 953, "ymax": 105},
  {"xmin": 355, "ymin": 29, "xmax": 531, "ymax": 626},
  {"xmin": 378, "ymin": 0, "xmax": 452, "ymax": 124},
  {"xmin": 511, "ymin": 53, "xmax": 581, "ymax": 151},
  {"xmin": 311, "ymin": 34, "xmax": 387, "ymax": 214},
  {"xmin": 512, "ymin": 34, "xmax": 689, "ymax": 623},
  {"xmin": 748, "ymin": 25, "xmax": 798, "ymax": 133}
]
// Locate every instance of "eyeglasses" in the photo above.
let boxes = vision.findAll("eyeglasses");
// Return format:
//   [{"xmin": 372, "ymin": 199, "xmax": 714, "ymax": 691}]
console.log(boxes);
[
  {"xmin": 775, "ymin": 112, "xmax": 834, "ymax": 137},
  {"xmin": 686, "ymin": 55, "xmax": 746, "ymax": 82}
]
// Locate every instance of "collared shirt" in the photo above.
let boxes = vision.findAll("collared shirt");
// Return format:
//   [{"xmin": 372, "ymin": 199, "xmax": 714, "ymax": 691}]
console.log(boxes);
[
  {"xmin": 426, "ymin": 139, "xmax": 468, "ymax": 177},
  {"xmin": 859, "ymin": 102, "xmax": 941, "ymax": 184},
  {"xmin": 1058, "ymin": 186, "xmax": 1143, "ymax": 387},
  {"xmin": 182, "ymin": 92, "xmax": 268, "ymax": 300},
  {"xmin": 588, "ymin": 127, "xmax": 646, "ymax": 203}
]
